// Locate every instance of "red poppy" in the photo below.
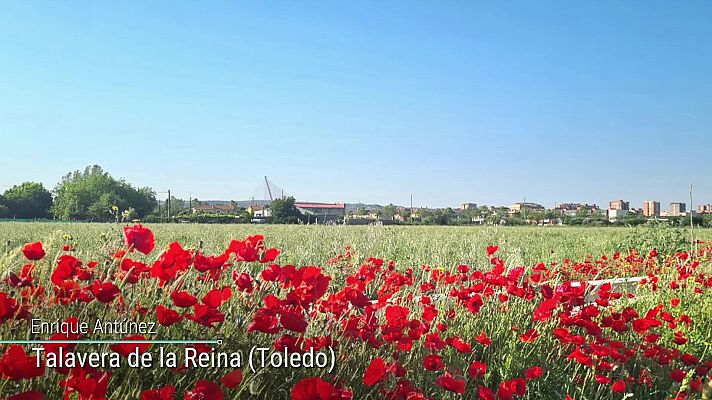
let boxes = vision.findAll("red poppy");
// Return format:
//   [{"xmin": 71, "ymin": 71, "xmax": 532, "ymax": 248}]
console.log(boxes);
[
  {"xmin": 486, "ymin": 245, "xmax": 499, "ymax": 256},
  {"xmin": 261, "ymin": 248, "xmax": 281, "ymax": 263},
  {"xmin": 436, "ymin": 372, "xmax": 466, "ymax": 394},
  {"xmin": 226, "ymin": 236, "xmax": 264, "ymax": 263},
  {"xmin": 670, "ymin": 369, "xmax": 687, "ymax": 383},
  {"xmin": 0, "ymin": 345, "xmax": 45, "ymax": 380},
  {"xmin": 156, "ymin": 305, "xmax": 183, "ymax": 326},
  {"xmin": 185, "ymin": 380, "xmax": 224, "ymax": 400},
  {"xmin": 90, "ymin": 280, "xmax": 121, "ymax": 303},
  {"xmin": 525, "ymin": 366, "xmax": 544, "ymax": 380},
  {"xmin": 151, "ymin": 242, "xmax": 192, "ymax": 284},
  {"xmin": 449, "ymin": 336, "xmax": 472, "ymax": 353},
  {"xmin": 6, "ymin": 391, "xmax": 45, "ymax": 400},
  {"xmin": 468, "ymin": 361, "xmax": 487, "ymax": 379},
  {"xmin": 363, "ymin": 357, "xmax": 386, "ymax": 386},
  {"xmin": 498, "ymin": 378, "xmax": 526, "ymax": 398},
  {"xmin": 519, "ymin": 329, "xmax": 540, "ymax": 343},
  {"xmin": 141, "ymin": 386, "xmax": 175, "ymax": 400},
  {"xmin": 280, "ymin": 310, "xmax": 308, "ymax": 333},
  {"xmin": 233, "ymin": 272, "xmax": 255, "ymax": 293},
  {"xmin": 0, "ymin": 292, "xmax": 18, "ymax": 322},
  {"xmin": 611, "ymin": 380, "xmax": 626, "ymax": 394},
  {"xmin": 171, "ymin": 291, "xmax": 197, "ymax": 308},
  {"xmin": 201, "ymin": 287, "xmax": 232, "ymax": 308},
  {"xmin": 533, "ymin": 299, "xmax": 558, "ymax": 322},
  {"xmin": 478, "ymin": 386, "xmax": 495, "ymax": 400},
  {"xmin": 185, "ymin": 304, "xmax": 225, "ymax": 328},
  {"xmin": 51, "ymin": 255, "xmax": 82, "ymax": 286},
  {"xmin": 423, "ymin": 354, "xmax": 444, "ymax": 371},
  {"xmin": 290, "ymin": 377, "xmax": 336, "ymax": 400},
  {"xmin": 220, "ymin": 369, "xmax": 243, "ymax": 388},
  {"xmin": 61, "ymin": 367, "xmax": 111, "ymax": 399},
  {"xmin": 21, "ymin": 242, "xmax": 45, "ymax": 260},
  {"xmin": 123, "ymin": 225, "xmax": 156, "ymax": 255},
  {"xmin": 475, "ymin": 331, "xmax": 492, "ymax": 346},
  {"xmin": 110, "ymin": 335, "xmax": 152, "ymax": 358}
]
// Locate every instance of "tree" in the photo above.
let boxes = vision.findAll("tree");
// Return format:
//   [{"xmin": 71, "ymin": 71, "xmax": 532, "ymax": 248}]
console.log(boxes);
[
  {"xmin": 2, "ymin": 182, "xmax": 53, "ymax": 219},
  {"xmin": 269, "ymin": 196, "xmax": 304, "ymax": 224},
  {"xmin": 52, "ymin": 165, "xmax": 157, "ymax": 221},
  {"xmin": 383, "ymin": 204, "xmax": 398, "ymax": 218},
  {"xmin": 0, "ymin": 195, "xmax": 9, "ymax": 218}
]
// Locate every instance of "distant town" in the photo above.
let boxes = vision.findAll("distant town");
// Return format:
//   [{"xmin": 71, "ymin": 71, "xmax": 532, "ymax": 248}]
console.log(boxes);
[
  {"xmin": 183, "ymin": 198, "xmax": 712, "ymax": 227},
  {"xmin": 1, "ymin": 168, "xmax": 711, "ymax": 227}
]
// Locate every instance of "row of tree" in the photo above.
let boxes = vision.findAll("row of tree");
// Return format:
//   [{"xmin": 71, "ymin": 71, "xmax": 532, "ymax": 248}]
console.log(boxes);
[{"xmin": 0, "ymin": 165, "xmax": 157, "ymax": 222}]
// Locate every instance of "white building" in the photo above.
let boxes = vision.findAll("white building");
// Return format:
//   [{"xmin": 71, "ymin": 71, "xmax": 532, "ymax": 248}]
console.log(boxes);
[{"xmin": 607, "ymin": 209, "xmax": 629, "ymax": 222}]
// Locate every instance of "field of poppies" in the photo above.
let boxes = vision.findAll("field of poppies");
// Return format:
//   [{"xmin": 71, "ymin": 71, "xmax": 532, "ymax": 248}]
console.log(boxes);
[{"xmin": 0, "ymin": 222, "xmax": 710, "ymax": 400}]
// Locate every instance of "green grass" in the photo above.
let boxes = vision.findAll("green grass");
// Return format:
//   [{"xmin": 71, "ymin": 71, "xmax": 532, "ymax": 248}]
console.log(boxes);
[{"xmin": 3, "ymin": 222, "xmax": 710, "ymax": 269}]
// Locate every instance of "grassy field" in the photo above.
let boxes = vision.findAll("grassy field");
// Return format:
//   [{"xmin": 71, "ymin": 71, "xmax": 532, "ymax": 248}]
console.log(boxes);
[
  {"xmin": 3, "ymin": 222, "xmax": 710, "ymax": 269},
  {"xmin": 0, "ymin": 222, "xmax": 710, "ymax": 399}
]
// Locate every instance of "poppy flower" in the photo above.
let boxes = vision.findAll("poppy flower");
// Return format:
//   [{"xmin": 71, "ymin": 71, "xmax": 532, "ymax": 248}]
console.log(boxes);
[
  {"xmin": 0, "ymin": 292, "xmax": 18, "ymax": 322},
  {"xmin": 6, "ymin": 391, "xmax": 45, "ymax": 400},
  {"xmin": 475, "ymin": 331, "xmax": 492, "ymax": 346},
  {"xmin": 498, "ymin": 378, "xmax": 527, "ymax": 398},
  {"xmin": 525, "ymin": 366, "xmax": 543, "ymax": 380},
  {"xmin": 61, "ymin": 367, "xmax": 111, "ymax": 399},
  {"xmin": 233, "ymin": 272, "xmax": 255, "ymax": 293},
  {"xmin": 221, "ymin": 369, "xmax": 243, "ymax": 388},
  {"xmin": 611, "ymin": 380, "xmax": 626, "ymax": 394},
  {"xmin": 449, "ymin": 336, "xmax": 472, "ymax": 353},
  {"xmin": 226, "ymin": 236, "xmax": 264, "ymax": 262},
  {"xmin": 185, "ymin": 380, "xmax": 224, "ymax": 400},
  {"xmin": 201, "ymin": 287, "xmax": 232, "ymax": 308},
  {"xmin": 519, "ymin": 329, "xmax": 540, "ymax": 343},
  {"xmin": 21, "ymin": 242, "xmax": 45, "ymax": 260},
  {"xmin": 110, "ymin": 335, "xmax": 152, "ymax": 358},
  {"xmin": 90, "ymin": 280, "xmax": 121, "ymax": 303},
  {"xmin": 123, "ymin": 225, "xmax": 156, "ymax": 255},
  {"xmin": 171, "ymin": 291, "xmax": 198, "ymax": 308},
  {"xmin": 436, "ymin": 372, "xmax": 466, "ymax": 394},
  {"xmin": 0, "ymin": 345, "xmax": 45, "ymax": 380},
  {"xmin": 151, "ymin": 242, "xmax": 192, "ymax": 284},
  {"xmin": 185, "ymin": 304, "xmax": 225, "ymax": 328},
  {"xmin": 291, "ymin": 377, "xmax": 336, "ymax": 400},
  {"xmin": 280, "ymin": 310, "xmax": 308, "ymax": 333},
  {"xmin": 156, "ymin": 305, "xmax": 183, "ymax": 326},
  {"xmin": 51, "ymin": 255, "xmax": 82, "ymax": 286},
  {"xmin": 478, "ymin": 386, "xmax": 495, "ymax": 400},
  {"xmin": 670, "ymin": 369, "xmax": 687, "ymax": 383},
  {"xmin": 487, "ymin": 245, "xmax": 499, "ymax": 256},
  {"xmin": 363, "ymin": 358, "xmax": 386, "ymax": 386},
  {"xmin": 423, "ymin": 354, "xmax": 444, "ymax": 371},
  {"xmin": 468, "ymin": 361, "xmax": 487, "ymax": 379},
  {"xmin": 261, "ymin": 248, "xmax": 281, "ymax": 263},
  {"xmin": 141, "ymin": 386, "xmax": 175, "ymax": 400}
]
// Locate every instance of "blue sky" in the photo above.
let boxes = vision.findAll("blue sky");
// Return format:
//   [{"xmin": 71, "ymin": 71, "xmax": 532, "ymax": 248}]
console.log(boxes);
[{"xmin": 1, "ymin": 1, "xmax": 711, "ymax": 209}]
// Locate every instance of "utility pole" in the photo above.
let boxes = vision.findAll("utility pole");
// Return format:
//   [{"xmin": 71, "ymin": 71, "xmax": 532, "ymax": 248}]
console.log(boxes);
[
  {"xmin": 410, "ymin": 194, "xmax": 413, "ymax": 224},
  {"xmin": 167, "ymin": 190, "xmax": 171, "ymax": 220},
  {"xmin": 690, "ymin": 181, "xmax": 695, "ymax": 253}
]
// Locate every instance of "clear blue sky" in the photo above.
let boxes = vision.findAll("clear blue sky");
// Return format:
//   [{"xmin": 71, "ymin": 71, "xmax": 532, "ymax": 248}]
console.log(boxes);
[{"xmin": 1, "ymin": 1, "xmax": 711, "ymax": 209}]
